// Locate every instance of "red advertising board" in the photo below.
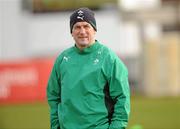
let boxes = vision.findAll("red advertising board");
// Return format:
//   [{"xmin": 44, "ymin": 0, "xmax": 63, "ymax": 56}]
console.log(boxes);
[{"xmin": 0, "ymin": 57, "xmax": 55, "ymax": 104}]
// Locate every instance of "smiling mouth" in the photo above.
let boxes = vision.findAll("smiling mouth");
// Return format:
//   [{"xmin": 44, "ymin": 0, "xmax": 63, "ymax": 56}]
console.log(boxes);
[{"xmin": 79, "ymin": 37, "xmax": 88, "ymax": 39}]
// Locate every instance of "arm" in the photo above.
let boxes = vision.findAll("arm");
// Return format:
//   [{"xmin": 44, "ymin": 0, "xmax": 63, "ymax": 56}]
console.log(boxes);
[
  {"xmin": 108, "ymin": 59, "xmax": 130, "ymax": 129},
  {"xmin": 47, "ymin": 59, "xmax": 61, "ymax": 129}
]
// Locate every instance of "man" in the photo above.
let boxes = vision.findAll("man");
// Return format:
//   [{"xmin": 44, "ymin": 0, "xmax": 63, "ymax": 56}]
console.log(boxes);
[{"xmin": 47, "ymin": 7, "xmax": 130, "ymax": 129}]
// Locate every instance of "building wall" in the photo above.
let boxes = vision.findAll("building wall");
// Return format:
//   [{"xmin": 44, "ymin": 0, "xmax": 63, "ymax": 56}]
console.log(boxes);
[
  {"xmin": 0, "ymin": 0, "xmax": 140, "ymax": 61},
  {"xmin": 142, "ymin": 23, "xmax": 180, "ymax": 96},
  {"xmin": 0, "ymin": 0, "xmax": 26, "ymax": 60}
]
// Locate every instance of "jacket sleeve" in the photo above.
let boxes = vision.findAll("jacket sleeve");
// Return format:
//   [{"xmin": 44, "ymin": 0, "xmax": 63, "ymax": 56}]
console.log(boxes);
[
  {"xmin": 108, "ymin": 58, "xmax": 130, "ymax": 129},
  {"xmin": 47, "ymin": 59, "xmax": 61, "ymax": 129}
]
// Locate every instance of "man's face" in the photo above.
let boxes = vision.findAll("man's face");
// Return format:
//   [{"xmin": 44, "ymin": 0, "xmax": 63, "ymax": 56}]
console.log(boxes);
[{"xmin": 71, "ymin": 22, "xmax": 96, "ymax": 50}]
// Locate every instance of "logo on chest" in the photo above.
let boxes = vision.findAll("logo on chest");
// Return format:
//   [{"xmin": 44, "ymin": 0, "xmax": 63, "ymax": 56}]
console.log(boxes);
[{"xmin": 93, "ymin": 59, "xmax": 99, "ymax": 65}]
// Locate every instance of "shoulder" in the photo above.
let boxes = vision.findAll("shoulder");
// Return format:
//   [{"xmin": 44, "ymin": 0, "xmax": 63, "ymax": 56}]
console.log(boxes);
[
  {"xmin": 99, "ymin": 42, "xmax": 127, "ymax": 69},
  {"xmin": 60, "ymin": 46, "xmax": 75, "ymax": 56},
  {"xmin": 98, "ymin": 42, "xmax": 119, "ymax": 62},
  {"xmin": 55, "ymin": 46, "xmax": 75, "ymax": 64}
]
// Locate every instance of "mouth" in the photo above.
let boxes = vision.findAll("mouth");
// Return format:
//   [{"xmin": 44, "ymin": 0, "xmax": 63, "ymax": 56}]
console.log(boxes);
[
  {"xmin": 78, "ymin": 37, "xmax": 88, "ymax": 40},
  {"xmin": 78, "ymin": 36, "xmax": 87, "ymax": 38}
]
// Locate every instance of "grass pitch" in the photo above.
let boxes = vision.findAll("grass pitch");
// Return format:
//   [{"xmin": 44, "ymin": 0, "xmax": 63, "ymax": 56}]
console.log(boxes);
[{"xmin": 0, "ymin": 96, "xmax": 180, "ymax": 129}]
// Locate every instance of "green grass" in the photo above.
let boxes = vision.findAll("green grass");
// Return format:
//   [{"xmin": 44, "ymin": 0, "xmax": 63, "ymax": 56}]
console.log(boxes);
[
  {"xmin": 128, "ymin": 96, "xmax": 180, "ymax": 129},
  {"xmin": 0, "ymin": 102, "xmax": 50, "ymax": 129},
  {"xmin": 0, "ymin": 97, "xmax": 180, "ymax": 129}
]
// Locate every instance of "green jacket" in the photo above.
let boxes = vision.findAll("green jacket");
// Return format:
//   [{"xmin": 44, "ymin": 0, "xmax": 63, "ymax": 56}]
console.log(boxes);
[{"xmin": 47, "ymin": 41, "xmax": 130, "ymax": 129}]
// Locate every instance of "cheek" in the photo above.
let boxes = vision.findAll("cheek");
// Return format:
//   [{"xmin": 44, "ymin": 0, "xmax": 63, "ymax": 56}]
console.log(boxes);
[
  {"xmin": 71, "ymin": 33, "xmax": 77, "ymax": 39},
  {"xmin": 89, "ymin": 32, "xmax": 95, "ymax": 38},
  {"xmin": 72, "ymin": 30, "xmax": 78, "ymax": 35}
]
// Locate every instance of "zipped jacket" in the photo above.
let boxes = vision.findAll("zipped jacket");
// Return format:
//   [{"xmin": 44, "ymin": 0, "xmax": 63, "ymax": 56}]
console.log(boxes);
[{"xmin": 47, "ymin": 41, "xmax": 130, "ymax": 129}]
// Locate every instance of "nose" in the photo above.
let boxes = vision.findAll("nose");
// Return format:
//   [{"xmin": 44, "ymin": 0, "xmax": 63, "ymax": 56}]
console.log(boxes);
[{"xmin": 79, "ymin": 27, "xmax": 86, "ymax": 34}]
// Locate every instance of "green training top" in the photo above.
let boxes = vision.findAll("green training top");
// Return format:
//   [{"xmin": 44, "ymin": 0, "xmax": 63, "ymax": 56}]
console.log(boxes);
[{"xmin": 47, "ymin": 40, "xmax": 130, "ymax": 129}]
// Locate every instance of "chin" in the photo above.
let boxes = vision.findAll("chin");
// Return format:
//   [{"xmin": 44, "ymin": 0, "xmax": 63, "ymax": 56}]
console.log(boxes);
[{"xmin": 78, "ymin": 41, "xmax": 89, "ymax": 46}]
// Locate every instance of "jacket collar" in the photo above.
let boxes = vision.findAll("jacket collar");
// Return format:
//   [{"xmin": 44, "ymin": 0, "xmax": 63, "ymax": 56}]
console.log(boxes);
[{"xmin": 74, "ymin": 40, "xmax": 100, "ymax": 54}]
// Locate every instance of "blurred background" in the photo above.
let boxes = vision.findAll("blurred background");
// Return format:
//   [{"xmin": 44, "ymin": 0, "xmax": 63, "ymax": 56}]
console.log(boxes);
[{"xmin": 0, "ymin": 0, "xmax": 179, "ymax": 129}]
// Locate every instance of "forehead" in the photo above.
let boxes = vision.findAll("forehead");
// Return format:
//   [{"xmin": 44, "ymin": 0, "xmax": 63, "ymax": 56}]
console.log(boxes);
[{"xmin": 73, "ymin": 21, "xmax": 91, "ymax": 27}]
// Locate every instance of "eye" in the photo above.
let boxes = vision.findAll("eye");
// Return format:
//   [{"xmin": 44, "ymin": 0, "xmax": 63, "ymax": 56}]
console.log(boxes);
[
  {"xmin": 73, "ymin": 25, "xmax": 81, "ymax": 30},
  {"xmin": 72, "ymin": 26, "xmax": 81, "ymax": 32},
  {"xmin": 84, "ymin": 24, "xmax": 91, "ymax": 29}
]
